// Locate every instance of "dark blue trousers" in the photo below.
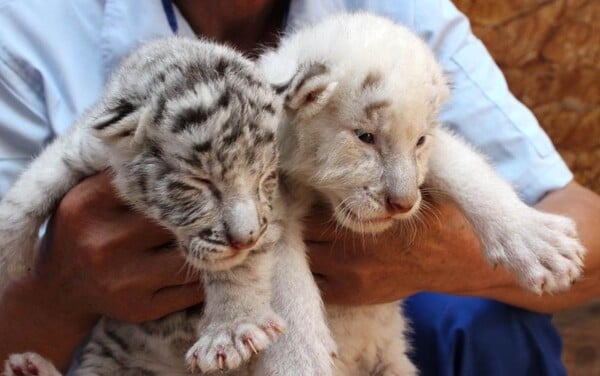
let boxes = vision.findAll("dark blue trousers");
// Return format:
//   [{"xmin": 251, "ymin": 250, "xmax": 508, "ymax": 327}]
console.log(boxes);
[{"xmin": 404, "ymin": 293, "xmax": 567, "ymax": 376}]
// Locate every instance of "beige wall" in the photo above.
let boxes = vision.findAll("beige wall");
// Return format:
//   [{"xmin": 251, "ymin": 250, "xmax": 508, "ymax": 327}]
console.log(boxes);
[{"xmin": 453, "ymin": 0, "xmax": 599, "ymax": 193}]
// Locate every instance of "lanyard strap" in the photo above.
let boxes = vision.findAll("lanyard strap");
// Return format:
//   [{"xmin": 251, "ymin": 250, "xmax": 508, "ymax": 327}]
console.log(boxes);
[{"xmin": 161, "ymin": 0, "xmax": 178, "ymax": 33}]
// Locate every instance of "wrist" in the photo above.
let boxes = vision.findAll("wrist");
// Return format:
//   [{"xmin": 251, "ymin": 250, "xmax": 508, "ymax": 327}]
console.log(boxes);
[
  {"xmin": 20, "ymin": 273, "xmax": 99, "ymax": 329},
  {"xmin": 0, "ymin": 275, "xmax": 99, "ymax": 371}
]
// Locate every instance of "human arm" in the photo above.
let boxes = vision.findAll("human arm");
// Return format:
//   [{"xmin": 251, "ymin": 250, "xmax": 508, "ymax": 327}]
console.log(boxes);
[
  {"xmin": 0, "ymin": 172, "xmax": 203, "ymax": 372},
  {"xmin": 308, "ymin": 180, "xmax": 600, "ymax": 314}
]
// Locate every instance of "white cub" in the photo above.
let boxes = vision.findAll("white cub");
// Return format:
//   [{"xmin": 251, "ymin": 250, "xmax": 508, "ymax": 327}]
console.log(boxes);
[{"xmin": 258, "ymin": 12, "xmax": 586, "ymax": 375}]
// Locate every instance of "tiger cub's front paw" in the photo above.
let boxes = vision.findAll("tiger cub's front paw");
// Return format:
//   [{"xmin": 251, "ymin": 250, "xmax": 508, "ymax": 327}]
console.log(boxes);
[{"xmin": 185, "ymin": 311, "xmax": 286, "ymax": 373}]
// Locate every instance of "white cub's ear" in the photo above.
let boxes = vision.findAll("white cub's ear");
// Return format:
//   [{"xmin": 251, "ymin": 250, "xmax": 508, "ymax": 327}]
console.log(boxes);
[
  {"xmin": 280, "ymin": 62, "xmax": 337, "ymax": 118},
  {"xmin": 91, "ymin": 99, "xmax": 151, "ymax": 148}
]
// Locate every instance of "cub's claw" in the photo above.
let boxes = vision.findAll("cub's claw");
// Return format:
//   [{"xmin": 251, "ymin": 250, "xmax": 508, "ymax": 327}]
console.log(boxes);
[
  {"xmin": 244, "ymin": 338, "xmax": 259, "ymax": 355},
  {"xmin": 185, "ymin": 313, "xmax": 286, "ymax": 374},
  {"xmin": 188, "ymin": 353, "xmax": 198, "ymax": 373},
  {"xmin": 217, "ymin": 352, "xmax": 225, "ymax": 370},
  {"xmin": 270, "ymin": 322, "xmax": 285, "ymax": 334}
]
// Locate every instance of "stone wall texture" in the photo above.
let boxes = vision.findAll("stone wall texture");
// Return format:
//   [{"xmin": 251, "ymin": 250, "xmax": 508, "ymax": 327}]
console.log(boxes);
[{"xmin": 453, "ymin": 0, "xmax": 599, "ymax": 193}]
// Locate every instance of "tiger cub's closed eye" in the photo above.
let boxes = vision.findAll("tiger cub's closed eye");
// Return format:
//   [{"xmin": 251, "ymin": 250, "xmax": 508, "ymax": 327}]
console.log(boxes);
[{"xmin": 191, "ymin": 176, "xmax": 213, "ymax": 186}]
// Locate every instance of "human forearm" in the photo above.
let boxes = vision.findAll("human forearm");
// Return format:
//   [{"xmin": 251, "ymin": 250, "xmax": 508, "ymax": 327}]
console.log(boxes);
[
  {"xmin": 0, "ymin": 277, "xmax": 98, "ymax": 372},
  {"xmin": 309, "ymin": 182, "xmax": 599, "ymax": 313}
]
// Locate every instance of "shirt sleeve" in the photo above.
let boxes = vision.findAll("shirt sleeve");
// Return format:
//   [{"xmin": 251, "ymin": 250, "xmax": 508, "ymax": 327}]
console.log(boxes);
[
  {"xmin": 0, "ymin": 50, "xmax": 52, "ymax": 198},
  {"xmin": 412, "ymin": 0, "xmax": 573, "ymax": 205}
]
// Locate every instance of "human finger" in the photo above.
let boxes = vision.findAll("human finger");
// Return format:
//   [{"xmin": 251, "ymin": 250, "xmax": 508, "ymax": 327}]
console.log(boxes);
[
  {"xmin": 147, "ymin": 283, "xmax": 205, "ymax": 321},
  {"xmin": 68, "ymin": 170, "xmax": 129, "ymax": 211},
  {"xmin": 139, "ymin": 248, "xmax": 201, "ymax": 288},
  {"xmin": 101, "ymin": 210, "xmax": 174, "ymax": 251}
]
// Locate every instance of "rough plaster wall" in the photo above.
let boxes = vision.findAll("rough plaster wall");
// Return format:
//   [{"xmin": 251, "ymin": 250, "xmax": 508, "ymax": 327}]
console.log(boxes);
[{"xmin": 453, "ymin": 0, "xmax": 599, "ymax": 193}]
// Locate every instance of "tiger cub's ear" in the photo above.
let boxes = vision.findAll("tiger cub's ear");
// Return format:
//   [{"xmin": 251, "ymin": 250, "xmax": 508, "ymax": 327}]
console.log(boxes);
[
  {"xmin": 274, "ymin": 61, "xmax": 338, "ymax": 119},
  {"xmin": 91, "ymin": 98, "xmax": 152, "ymax": 149}
]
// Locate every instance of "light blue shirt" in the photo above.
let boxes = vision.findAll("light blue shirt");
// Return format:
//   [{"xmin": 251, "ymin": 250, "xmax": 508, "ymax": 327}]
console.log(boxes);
[{"xmin": 0, "ymin": 0, "xmax": 572, "ymax": 204}]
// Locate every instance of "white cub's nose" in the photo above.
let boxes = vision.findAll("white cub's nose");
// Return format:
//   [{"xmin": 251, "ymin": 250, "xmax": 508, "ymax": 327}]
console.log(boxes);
[
  {"xmin": 224, "ymin": 199, "xmax": 260, "ymax": 250},
  {"xmin": 386, "ymin": 194, "xmax": 419, "ymax": 215}
]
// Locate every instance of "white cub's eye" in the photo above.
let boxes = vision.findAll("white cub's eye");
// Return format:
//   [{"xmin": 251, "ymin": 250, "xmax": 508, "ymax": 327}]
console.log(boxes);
[
  {"xmin": 354, "ymin": 129, "xmax": 375, "ymax": 144},
  {"xmin": 416, "ymin": 135, "xmax": 426, "ymax": 147}
]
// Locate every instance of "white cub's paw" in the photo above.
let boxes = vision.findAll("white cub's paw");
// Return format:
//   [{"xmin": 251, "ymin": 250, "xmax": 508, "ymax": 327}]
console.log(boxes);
[
  {"xmin": 185, "ymin": 312, "xmax": 286, "ymax": 373},
  {"xmin": 4, "ymin": 353, "xmax": 61, "ymax": 376},
  {"xmin": 482, "ymin": 208, "xmax": 586, "ymax": 294}
]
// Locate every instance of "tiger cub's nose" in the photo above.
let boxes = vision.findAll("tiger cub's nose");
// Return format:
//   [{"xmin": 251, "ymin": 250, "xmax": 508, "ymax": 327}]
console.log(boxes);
[
  {"xmin": 229, "ymin": 232, "xmax": 258, "ymax": 251},
  {"xmin": 224, "ymin": 198, "xmax": 261, "ymax": 250}
]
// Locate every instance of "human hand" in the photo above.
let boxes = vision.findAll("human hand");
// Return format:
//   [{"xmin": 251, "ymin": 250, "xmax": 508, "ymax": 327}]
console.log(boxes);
[
  {"xmin": 306, "ymin": 198, "xmax": 513, "ymax": 305},
  {"xmin": 0, "ymin": 171, "xmax": 203, "ymax": 370},
  {"xmin": 27, "ymin": 170, "xmax": 203, "ymax": 326}
]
